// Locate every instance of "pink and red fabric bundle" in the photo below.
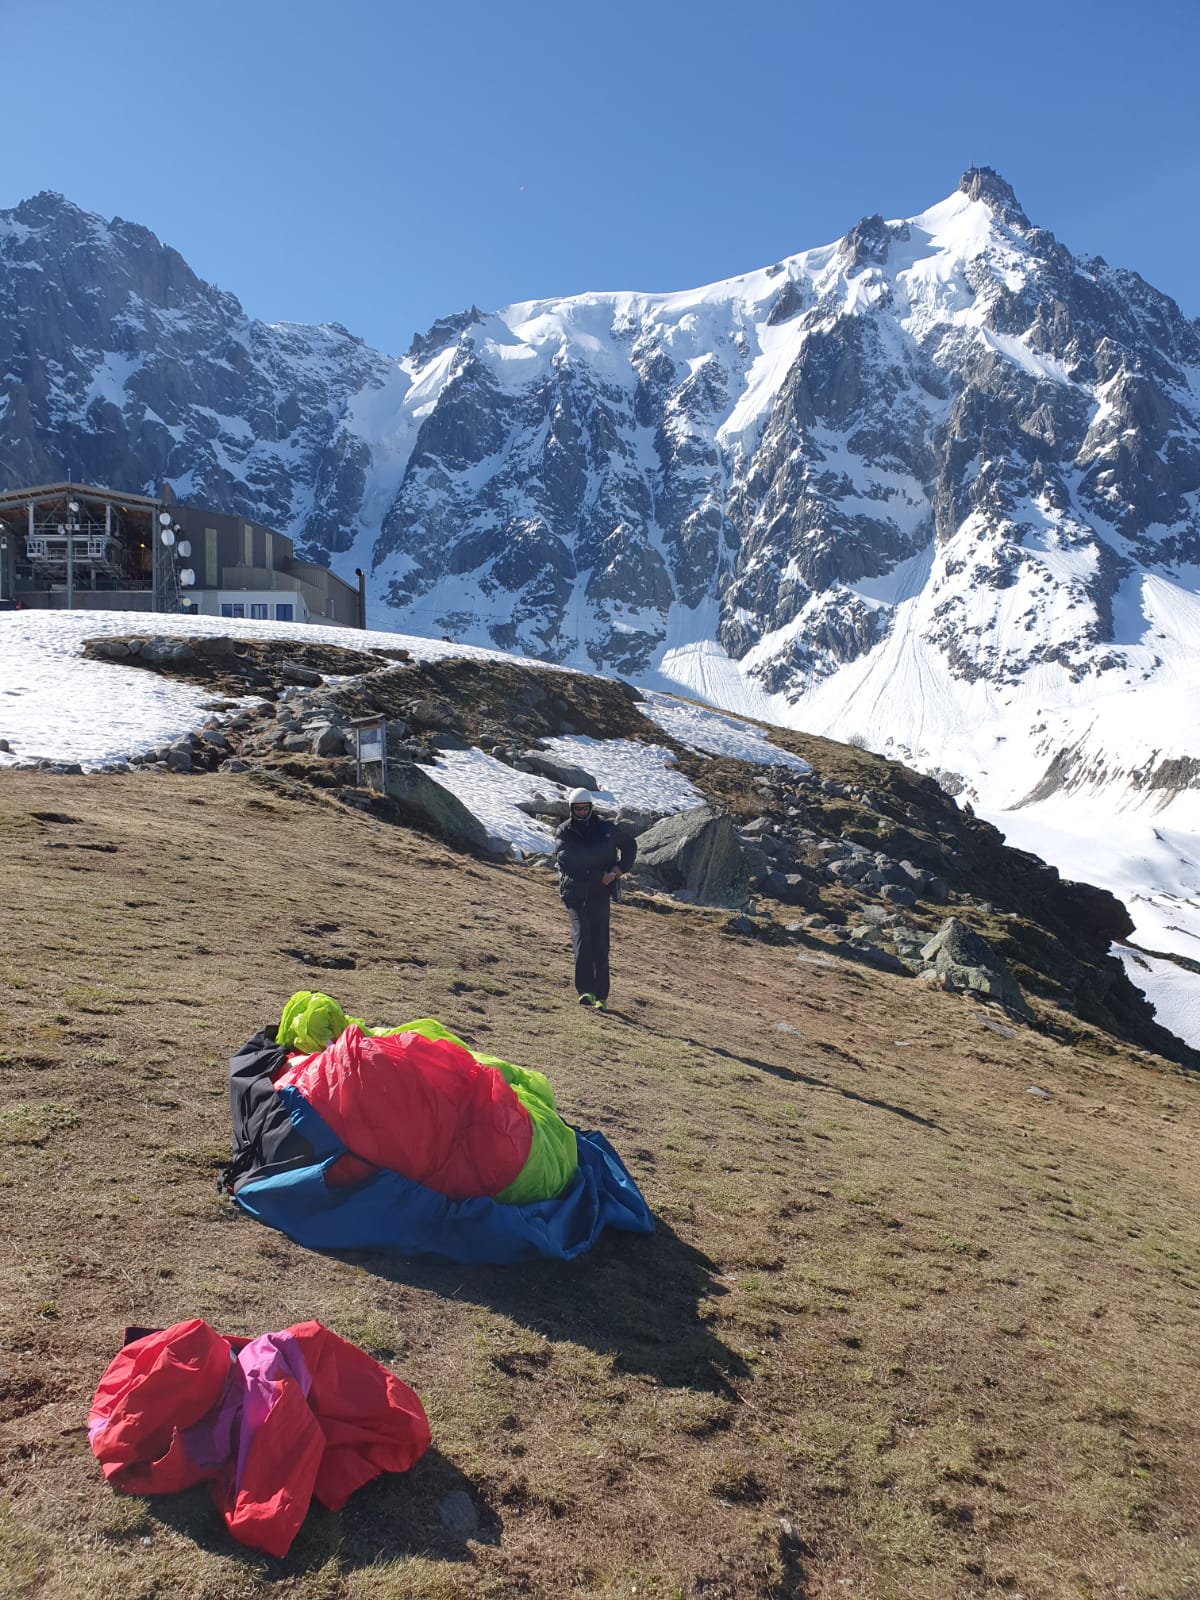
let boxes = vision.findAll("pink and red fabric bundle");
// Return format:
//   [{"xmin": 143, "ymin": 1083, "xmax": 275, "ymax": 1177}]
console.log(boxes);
[{"xmin": 89, "ymin": 1318, "xmax": 430, "ymax": 1557}]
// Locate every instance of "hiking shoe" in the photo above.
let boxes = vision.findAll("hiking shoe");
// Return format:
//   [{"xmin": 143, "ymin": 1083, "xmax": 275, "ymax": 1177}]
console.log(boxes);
[
  {"xmin": 593, "ymin": 999, "xmax": 608, "ymax": 1012},
  {"xmin": 578, "ymin": 992, "xmax": 597, "ymax": 1008}
]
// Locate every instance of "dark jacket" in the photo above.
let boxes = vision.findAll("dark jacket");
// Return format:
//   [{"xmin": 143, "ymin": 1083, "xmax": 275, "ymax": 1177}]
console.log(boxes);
[{"xmin": 554, "ymin": 813, "xmax": 636, "ymax": 909}]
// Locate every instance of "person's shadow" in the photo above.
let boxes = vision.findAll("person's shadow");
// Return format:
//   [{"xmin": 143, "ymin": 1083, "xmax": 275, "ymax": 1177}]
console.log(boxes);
[{"xmin": 345, "ymin": 1214, "xmax": 750, "ymax": 1396}]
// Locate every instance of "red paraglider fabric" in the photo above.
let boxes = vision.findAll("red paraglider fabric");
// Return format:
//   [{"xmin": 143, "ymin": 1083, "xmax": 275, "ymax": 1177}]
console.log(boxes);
[
  {"xmin": 275, "ymin": 1024, "xmax": 533, "ymax": 1200},
  {"xmin": 88, "ymin": 1319, "xmax": 431, "ymax": 1558}
]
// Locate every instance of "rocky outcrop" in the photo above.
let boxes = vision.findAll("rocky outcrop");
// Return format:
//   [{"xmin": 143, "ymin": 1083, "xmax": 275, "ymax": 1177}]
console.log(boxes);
[{"xmin": 517, "ymin": 751, "xmax": 598, "ymax": 791}]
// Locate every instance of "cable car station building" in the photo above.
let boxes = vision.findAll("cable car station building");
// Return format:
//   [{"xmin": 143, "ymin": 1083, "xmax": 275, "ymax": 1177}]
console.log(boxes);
[{"xmin": 0, "ymin": 482, "xmax": 365, "ymax": 628}]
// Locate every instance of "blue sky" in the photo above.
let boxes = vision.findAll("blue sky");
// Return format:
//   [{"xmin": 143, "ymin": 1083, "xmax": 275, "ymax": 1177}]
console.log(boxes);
[{"xmin": 5, "ymin": 0, "xmax": 1197, "ymax": 355}]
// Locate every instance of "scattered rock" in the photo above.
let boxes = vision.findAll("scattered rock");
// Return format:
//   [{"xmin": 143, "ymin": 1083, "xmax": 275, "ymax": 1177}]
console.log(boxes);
[
  {"xmin": 615, "ymin": 805, "xmax": 662, "ymax": 836},
  {"xmin": 280, "ymin": 661, "xmax": 322, "ymax": 686},
  {"xmin": 407, "ymin": 697, "xmax": 455, "ymax": 731},
  {"xmin": 853, "ymin": 905, "xmax": 895, "ymax": 927},
  {"xmin": 309, "ymin": 723, "xmax": 349, "ymax": 758},
  {"xmin": 980, "ymin": 1015, "xmax": 1017, "ymax": 1038},
  {"xmin": 879, "ymin": 883, "xmax": 917, "ymax": 907},
  {"xmin": 438, "ymin": 1489, "xmax": 479, "ymax": 1539},
  {"xmin": 740, "ymin": 816, "xmax": 775, "ymax": 838},
  {"xmin": 139, "ymin": 637, "xmax": 198, "ymax": 666},
  {"xmin": 762, "ymin": 869, "xmax": 822, "ymax": 910},
  {"xmin": 192, "ymin": 636, "xmax": 238, "ymax": 660}
]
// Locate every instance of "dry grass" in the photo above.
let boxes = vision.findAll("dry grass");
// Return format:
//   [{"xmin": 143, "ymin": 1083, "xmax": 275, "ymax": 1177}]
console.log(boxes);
[{"xmin": 2, "ymin": 770, "xmax": 1200, "ymax": 1599}]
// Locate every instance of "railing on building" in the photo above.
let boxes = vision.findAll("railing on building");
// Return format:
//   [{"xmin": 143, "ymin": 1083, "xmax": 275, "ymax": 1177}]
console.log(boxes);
[{"xmin": 26, "ymin": 532, "xmax": 124, "ymax": 573}]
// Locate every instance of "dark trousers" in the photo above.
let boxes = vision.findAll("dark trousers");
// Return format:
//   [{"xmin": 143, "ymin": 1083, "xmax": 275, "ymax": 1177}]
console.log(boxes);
[{"xmin": 567, "ymin": 898, "xmax": 611, "ymax": 1001}]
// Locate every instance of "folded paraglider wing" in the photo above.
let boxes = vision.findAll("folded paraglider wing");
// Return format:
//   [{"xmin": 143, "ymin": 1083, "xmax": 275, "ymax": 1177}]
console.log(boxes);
[
  {"xmin": 219, "ymin": 996, "xmax": 654, "ymax": 1263},
  {"xmin": 89, "ymin": 1319, "xmax": 431, "ymax": 1558}
]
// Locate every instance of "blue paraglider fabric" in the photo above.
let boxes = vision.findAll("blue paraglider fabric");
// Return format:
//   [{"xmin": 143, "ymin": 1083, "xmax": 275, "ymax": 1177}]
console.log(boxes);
[{"xmin": 231, "ymin": 1087, "xmax": 654, "ymax": 1264}]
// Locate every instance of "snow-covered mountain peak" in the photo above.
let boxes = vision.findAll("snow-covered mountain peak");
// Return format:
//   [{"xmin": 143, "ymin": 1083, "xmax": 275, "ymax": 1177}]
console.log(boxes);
[
  {"xmin": 5, "ymin": 185, "xmax": 1200, "ymax": 919},
  {"xmin": 955, "ymin": 164, "xmax": 1032, "ymax": 228}
]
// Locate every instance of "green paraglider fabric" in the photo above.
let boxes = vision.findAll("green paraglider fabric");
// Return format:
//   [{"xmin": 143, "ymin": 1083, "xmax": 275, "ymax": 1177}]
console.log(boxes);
[
  {"xmin": 277, "ymin": 991, "xmax": 367, "ymax": 1052},
  {"xmin": 275, "ymin": 993, "xmax": 578, "ymax": 1204}
]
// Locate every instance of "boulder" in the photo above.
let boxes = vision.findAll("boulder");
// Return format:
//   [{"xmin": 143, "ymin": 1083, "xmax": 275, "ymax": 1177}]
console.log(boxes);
[
  {"xmin": 879, "ymin": 883, "xmax": 917, "ymax": 907},
  {"xmin": 386, "ymin": 760, "xmax": 490, "ymax": 853},
  {"xmin": 827, "ymin": 857, "xmax": 872, "ymax": 883},
  {"xmin": 280, "ymin": 661, "xmax": 322, "ymax": 686},
  {"xmin": 309, "ymin": 723, "xmax": 348, "ymax": 758},
  {"xmin": 919, "ymin": 917, "xmax": 1029, "ymax": 1015},
  {"xmin": 84, "ymin": 638, "xmax": 133, "ymax": 660},
  {"xmin": 762, "ymin": 870, "xmax": 822, "ymax": 910},
  {"xmin": 192, "ymin": 635, "xmax": 238, "ymax": 659},
  {"xmin": 519, "ymin": 750, "xmax": 598, "ymax": 791},
  {"xmin": 615, "ymin": 805, "xmax": 659, "ymax": 836},
  {"xmin": 633, "ymin": 806, "xmax": 750, "ymax": 909},
  {"xmin": 740, "ymin": 816, "xmax": 775, "ymax": 838},
  {"xmin": 407, "ymin": 697, "xmax": 455, "ymax": 730}
]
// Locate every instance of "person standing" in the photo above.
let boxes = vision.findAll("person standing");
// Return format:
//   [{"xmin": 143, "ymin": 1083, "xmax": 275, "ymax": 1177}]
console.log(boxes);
[{"xmin": 554, "ymin": 788, "xmax": 636, "ymax": 1011}]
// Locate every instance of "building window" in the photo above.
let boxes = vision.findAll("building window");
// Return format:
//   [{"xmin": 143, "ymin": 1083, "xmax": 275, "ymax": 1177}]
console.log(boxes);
[
  {"xmin": 275, "ymin": 602, "xmax": 293, "ymax": 621},
  {"xmin": 221, "ymin": 602, "xmax": 245, "ymax": 619},
  {"xmin": 249, "ymin": 602, "xmax": 269, "ymax": 619}
]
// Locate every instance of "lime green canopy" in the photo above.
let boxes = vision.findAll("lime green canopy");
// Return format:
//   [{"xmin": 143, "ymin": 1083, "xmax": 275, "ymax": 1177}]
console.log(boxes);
[{"xmin": 276, "ymin": 991, "xmax": 578, "ymax": 1206}]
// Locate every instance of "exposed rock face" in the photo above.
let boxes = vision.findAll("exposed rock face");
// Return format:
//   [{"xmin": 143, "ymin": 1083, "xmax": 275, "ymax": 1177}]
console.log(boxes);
[
  {"xmin": 633, "ymin": 806, "xmax": 750, "ymax": 908},
  {"xmin": 0, "ymin": 192, "xmax": 397, "ymax": 562}
]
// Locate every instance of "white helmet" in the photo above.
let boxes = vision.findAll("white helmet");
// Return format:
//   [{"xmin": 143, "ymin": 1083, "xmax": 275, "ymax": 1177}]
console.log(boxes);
[{"xmin": 566, "ymin": 788, "xmax": 593, "ymax": 808}]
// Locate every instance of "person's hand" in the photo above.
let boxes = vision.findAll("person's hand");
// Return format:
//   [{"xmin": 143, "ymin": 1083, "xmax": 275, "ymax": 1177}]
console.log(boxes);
[{"xmin": 602, "ymin": 869, "xmax": 619, "ymax": 885}]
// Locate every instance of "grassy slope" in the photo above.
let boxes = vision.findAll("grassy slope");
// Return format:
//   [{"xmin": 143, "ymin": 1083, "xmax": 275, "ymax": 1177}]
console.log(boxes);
[{"xmin": 1, "ymin": 771, "xmax": 1199, "ymax": 1600}]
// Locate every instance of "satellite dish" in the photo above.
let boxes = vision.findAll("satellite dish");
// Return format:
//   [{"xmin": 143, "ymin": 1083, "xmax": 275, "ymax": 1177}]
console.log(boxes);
[
  {"xmin": 177, "ymin": 539, "xmax": 191, "ymax": 558},
  {"xmin": 159, "ymin": 511, "xmax": 173, "ymax": 527},
  {"xmin": 160, "ymin": 528, "xmax": 176, "ymax": 547},
  {"xmin": 179, "ymin": 569, "xmax": 195, "ymax": 587}
]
